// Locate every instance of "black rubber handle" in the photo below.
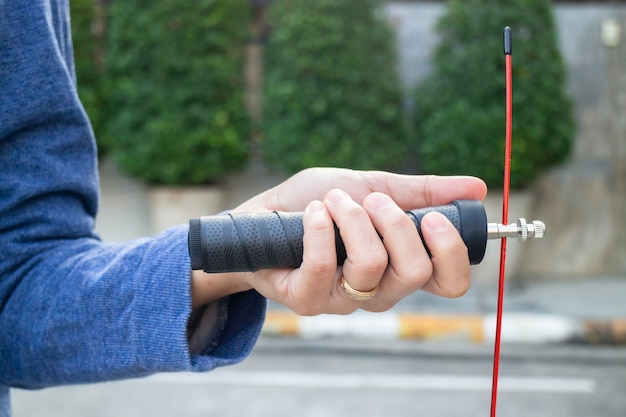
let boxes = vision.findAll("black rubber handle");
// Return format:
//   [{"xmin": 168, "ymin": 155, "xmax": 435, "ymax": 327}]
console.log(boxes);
[{"xmin": 188, "ymin": 199, "xmax": 488, "ymax": 273}]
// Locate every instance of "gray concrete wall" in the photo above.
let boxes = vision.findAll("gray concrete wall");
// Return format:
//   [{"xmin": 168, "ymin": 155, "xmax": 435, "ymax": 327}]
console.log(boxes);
[{"xmin": 385, "ymin": 2, "xmax": 626, "ymax": 279}]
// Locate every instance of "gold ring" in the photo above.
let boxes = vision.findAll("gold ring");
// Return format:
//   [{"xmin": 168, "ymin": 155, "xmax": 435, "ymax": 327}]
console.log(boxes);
[{"xmin": 339, "ymin": 276, "xmax": 379, "ymax": 301}]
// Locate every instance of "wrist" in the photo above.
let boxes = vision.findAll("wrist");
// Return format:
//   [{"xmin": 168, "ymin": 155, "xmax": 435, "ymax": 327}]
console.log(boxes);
[{"xmin": 190, "ymin": 270, "xmax": 253, "ymax": 308}]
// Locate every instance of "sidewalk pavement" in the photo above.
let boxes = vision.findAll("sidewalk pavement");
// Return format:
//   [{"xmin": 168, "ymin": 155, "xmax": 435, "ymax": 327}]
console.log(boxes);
[{"xmin": 96, "ymin": 159, "xmax": 626, "ymax": 346}]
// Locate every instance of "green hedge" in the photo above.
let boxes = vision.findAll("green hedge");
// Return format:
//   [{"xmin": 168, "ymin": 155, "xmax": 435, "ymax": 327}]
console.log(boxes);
[
  {"xmin": 70, "ymin": 0, "xmax": 109, "ymax": 153},
  {"xmin": 262, "ymin": 0, "xmax": 409, "ymax": 173},
  {"xmin": 105, "ymin": 0, "xmax": 250, "ymax": 185},
  {"xmin": 414, "ymin": 0, "xmax": 575, "ymax": 188}
]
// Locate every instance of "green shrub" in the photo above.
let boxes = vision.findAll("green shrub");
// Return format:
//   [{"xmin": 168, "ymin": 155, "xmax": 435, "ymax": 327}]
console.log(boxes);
[
  {"xmin": 414, "ymin": 0, "xmax": 575, "ymax": 188},
  {"xmin": 70, "ymin": 0, "xmax": 109, "ymax": 154},
  {"xmin": 106, "ymin": 0, "xmax": 250, "ymax": 185},
  {"xmin": 262, "ymin": 0, "xmax": 409, "ymax": 173}
]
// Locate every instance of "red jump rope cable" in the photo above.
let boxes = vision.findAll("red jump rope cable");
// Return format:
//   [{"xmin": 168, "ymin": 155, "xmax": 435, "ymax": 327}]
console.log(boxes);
[{"xmin": 490, "ymin": 26, "xmax": 513, "ymax": 417}]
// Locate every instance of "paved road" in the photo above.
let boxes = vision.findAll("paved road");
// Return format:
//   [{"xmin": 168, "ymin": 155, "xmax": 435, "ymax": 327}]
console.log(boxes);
[{"xmin": 11, "ymin": 339, "xmax": 626, "ymax": 417}]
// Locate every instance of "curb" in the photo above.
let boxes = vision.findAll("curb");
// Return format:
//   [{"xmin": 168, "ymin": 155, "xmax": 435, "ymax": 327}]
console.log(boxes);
[{"xmin": 262, "ymin": 311, "xmax": 626, "ymax": 345}]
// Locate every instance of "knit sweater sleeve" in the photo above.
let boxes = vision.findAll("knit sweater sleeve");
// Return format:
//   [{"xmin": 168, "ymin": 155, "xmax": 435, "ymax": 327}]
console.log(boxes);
[
  {"xmin": 0, "ymin": 0, "xmax": 266, "ymax": 390},
  {"xmin": 0, "ymin": 228, "xmax": 266, "ymax": 389}
]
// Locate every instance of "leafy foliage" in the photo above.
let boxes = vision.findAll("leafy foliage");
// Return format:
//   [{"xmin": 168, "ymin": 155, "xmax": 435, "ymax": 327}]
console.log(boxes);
[
  {"xmin": 70, "ymin": 0, "xmax": 109, "ymax": 153},
  {"xmin": 262, "ymin": 0, "xmax": 409, "ymax": 173},
  {"xmin": 414, "ymin": 0, "xmax": 575, "ymax": 188},
  {"xmin": 106, "ymin": 0, "xmax": 250, "ymax": 185}
]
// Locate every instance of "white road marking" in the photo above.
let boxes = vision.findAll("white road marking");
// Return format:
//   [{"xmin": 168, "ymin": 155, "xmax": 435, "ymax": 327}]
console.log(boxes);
[{"xmin": 136, "ymin": 371, "xmax": 596, "ymax": 394}]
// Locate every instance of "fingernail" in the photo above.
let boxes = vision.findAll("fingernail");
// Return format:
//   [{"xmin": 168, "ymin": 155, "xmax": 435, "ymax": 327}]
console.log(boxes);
[
  {"xmin": 365, "ymin": 193, "xmax": 392, "ymax": 210},
  {"xmin": 307, "ymin": 200, "xmax": 325, "ymax": 212},
  {"xmin": 424, "ymin": 212, "xmax": 449, "ymax": 233},
  {"xmin": 327, "ymin": 189, "xmax": 349, "ymax": 203}
]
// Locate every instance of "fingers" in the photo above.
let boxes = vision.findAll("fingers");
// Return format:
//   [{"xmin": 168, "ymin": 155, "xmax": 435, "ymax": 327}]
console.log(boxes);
[
  {"xmin": 255, "ymin": 167, "xmax": 487, "ymax": 213},
  {"xmin": 360, "ymin": 194, "xmax": 471, "ymax": 312},
  {"xmin": 285, "ymin": 189, "xmax": 392, "ymax": 315},
  {"xmin": 295, "ymin": 189, "xmax": 469, "ymax": 316},
  {"xmin": 418, "ymin": 211, "xmax": 471, "ymax": 298},
  {"xmin": 249, "ymin": 187, "xmax": 472, "ymax": 317},
  {"xmin": 323, "ymin": 189, "xmax": 388, "ymax": 310},
  {"xmin": 360, "ymin": 192, "xmax": 432, "ymax": 311},
  {"xmin": 357, "ymin": 171, "xmax": 488, "ymax": 209},
  {"xmin": 245, "ymin": 200, "xmax": 338, "ymax": 315},
  {"xmin": 293, "ymin": 200, "xmax": 338, "ymax": 314}
]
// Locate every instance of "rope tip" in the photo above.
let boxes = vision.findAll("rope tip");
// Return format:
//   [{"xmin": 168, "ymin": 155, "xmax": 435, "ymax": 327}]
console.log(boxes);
[{"xmin": 504, "ymin": 26, "xmax": 512, "ymax": 55}]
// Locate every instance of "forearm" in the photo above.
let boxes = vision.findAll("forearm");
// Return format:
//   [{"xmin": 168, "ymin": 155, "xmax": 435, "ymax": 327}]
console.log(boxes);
[{"xmin": 0, "ymin": 225, "xmax": 265, "ymax": 389}]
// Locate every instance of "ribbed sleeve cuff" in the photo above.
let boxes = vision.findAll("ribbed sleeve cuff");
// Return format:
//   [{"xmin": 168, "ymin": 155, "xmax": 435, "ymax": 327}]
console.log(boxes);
[{"xmin": 141, "ymin": 224, "xmax": 266, "ymax": 373}]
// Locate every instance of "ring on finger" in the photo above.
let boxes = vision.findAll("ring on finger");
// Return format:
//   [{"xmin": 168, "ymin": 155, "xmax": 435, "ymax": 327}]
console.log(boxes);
[{"xmin": 339, "ymin": 276, "xmax": 379, "ymax": 301}]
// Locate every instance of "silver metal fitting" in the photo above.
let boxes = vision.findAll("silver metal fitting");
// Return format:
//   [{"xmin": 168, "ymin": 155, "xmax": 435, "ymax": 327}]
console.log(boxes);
[{"xmin": 487, "ymin": 218, "xmax": 546, "ymax": 241}]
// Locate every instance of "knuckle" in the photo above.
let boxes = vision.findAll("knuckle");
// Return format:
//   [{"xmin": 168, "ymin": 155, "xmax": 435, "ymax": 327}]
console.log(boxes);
[
  {"xmin": 387, "ymin": 209, "xmax": 413, "ymax": 230},
  {"xmin": 303, "ymin": 167, "xmax": 324, "ymax": 177},
  {"xmin": 363, "ymin": 300, "xmax": 397, "ymax": 313},
  {"xmin": 432, "ymin": 237, "xmax": 469, "ymax": 261},
  {"xmin": 291, "ymin": 303, "xmax": 323, "ymax": 317},
  {"xmin": 303, "ymin": 209, "xmax": 331, "ymax": 233},
  {"xmin": 371, "ymin": 210, "xmax": 412, "ymax": 237},
  {"xmin": 399, "ymin": 262, "xmax": 433, "ymax": 288},
  {"xmin": 334, "ymin": 304, "xmax": 360, "ymax": 316},
  {"xmin": 301, "ymin": 256, "xmax": 335, "ymax": 277},
  {"xmin": 441, "ymin": 277, "xmax": 470, "ymax": 298},
  {"xmin": 350, "ymin": 252, "xmax": 388, "ymax": 275},
  {"xmin": 342, "ymin": 203, "xmax": 367, "ymax": 221},
  {"xmin": 289, "ymin": 291, "xmax": 327, "ymax": 316}
]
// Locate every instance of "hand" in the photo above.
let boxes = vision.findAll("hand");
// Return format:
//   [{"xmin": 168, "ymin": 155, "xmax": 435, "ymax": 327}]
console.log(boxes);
[{"xmin": 191, "ymin": 168, "xmax": 487, "ymax": 314}]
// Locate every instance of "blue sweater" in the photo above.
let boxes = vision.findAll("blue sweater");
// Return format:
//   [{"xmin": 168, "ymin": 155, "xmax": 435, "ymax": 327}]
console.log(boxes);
[{"xmin": 0, "ymin": 1, "xmax": 265, "ymax": 415}]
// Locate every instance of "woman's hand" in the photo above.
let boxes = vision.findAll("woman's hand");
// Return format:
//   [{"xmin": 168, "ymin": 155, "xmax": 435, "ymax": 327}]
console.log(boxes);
[{"xmin": 191, "ymin": 168, "xmax": 487, "ymax": 313}]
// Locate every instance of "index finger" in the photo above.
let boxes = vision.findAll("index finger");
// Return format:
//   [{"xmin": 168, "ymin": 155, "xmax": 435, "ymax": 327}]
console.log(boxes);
[
  {"xmin": 250, "ymin": 168, "xmax": 487, "ymax": 213},
  {"xmin": 357, "ymin": 173, "xmax": 488, "ymax": 210}
]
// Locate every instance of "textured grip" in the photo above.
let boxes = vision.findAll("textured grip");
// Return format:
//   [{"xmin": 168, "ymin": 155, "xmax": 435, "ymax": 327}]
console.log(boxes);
[{"xmin": 188, "ymin": 199, "xmax": 487, "ymax": 273}]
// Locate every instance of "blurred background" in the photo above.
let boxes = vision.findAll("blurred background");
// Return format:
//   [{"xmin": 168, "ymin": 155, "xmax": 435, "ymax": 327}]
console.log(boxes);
[{"xmin": 12, "ymin": 0, "xmax": 626, "ymax": 416}]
